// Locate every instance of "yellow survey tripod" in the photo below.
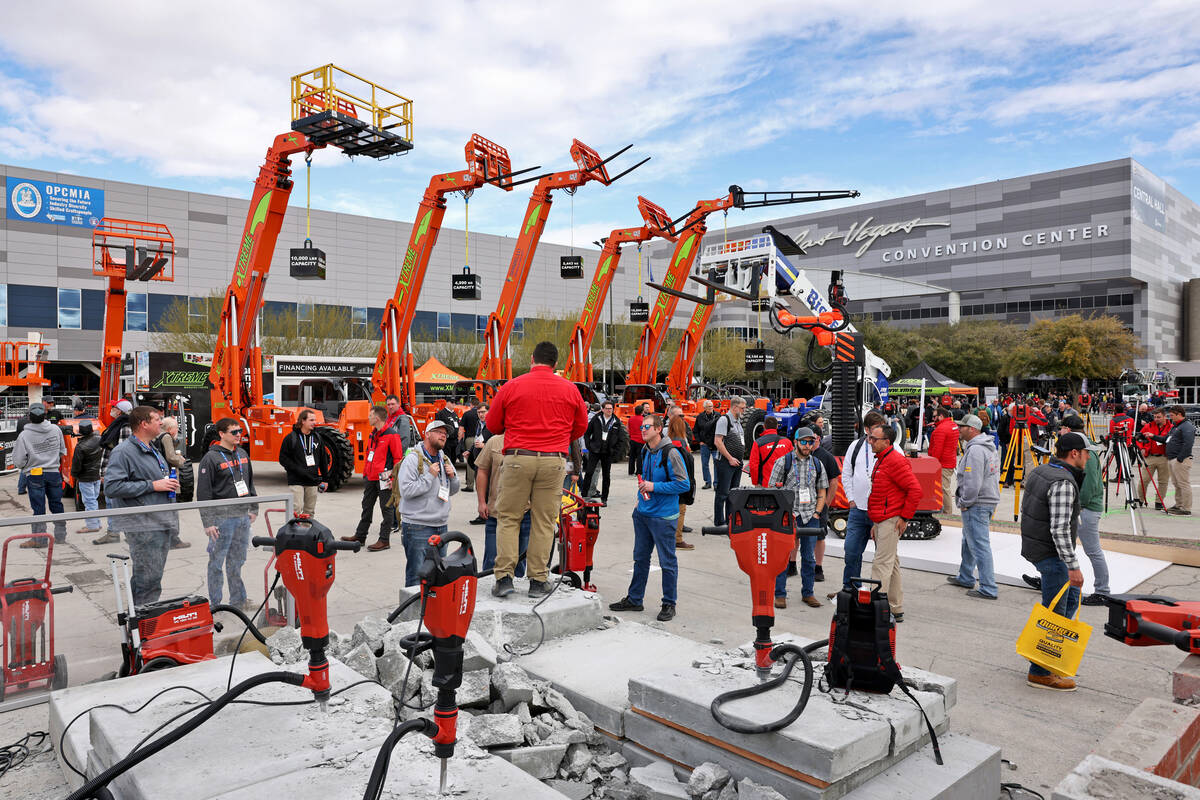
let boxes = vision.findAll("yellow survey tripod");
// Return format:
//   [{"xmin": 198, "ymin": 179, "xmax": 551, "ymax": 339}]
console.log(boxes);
[{"xmin": 1001, "ymin": 405, "xmax": 1035, "ymax": 521}]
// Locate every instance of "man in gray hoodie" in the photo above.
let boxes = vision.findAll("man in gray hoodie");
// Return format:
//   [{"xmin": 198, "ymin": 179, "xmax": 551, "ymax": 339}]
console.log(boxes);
[
  {"xmin": 103, "ymin": 406, "xmax": 180, "ymax": 605},
  {"xmin": 396, "ymin": 419, "xmax": 459, "ymax": 587},
  {"xmin": 947, "ymin": 414, "xmax": 1001, "ymax": 599},
  {"xmin": 13, "ymin": 403, "xmax": 67, "ymax": 547}
]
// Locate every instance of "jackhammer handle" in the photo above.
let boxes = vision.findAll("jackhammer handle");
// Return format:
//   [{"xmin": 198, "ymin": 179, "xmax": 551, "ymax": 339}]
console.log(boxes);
[
  {"xmin": 701, "ymin": 525, "xmax": 729, "ymax": 537},
  {"xmin": 331, "ymin": 540, "xmax": 362, "ymax": 552},
  {"xmin": 1137, "ymin": 618, "xmax": 1197, "ymax": 653},
  {"xmin": 52, "ymin": 585, "xmax": 74, "ymax": 594},
  {"xmin": 251, "ymin": 536, "xmax": 276, "ymax": 548}
]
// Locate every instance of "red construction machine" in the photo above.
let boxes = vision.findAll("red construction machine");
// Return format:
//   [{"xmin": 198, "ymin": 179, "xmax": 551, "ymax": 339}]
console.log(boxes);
[{"xmin": 475, "ymin": 139, "xmax": 646, "ymax": 384}]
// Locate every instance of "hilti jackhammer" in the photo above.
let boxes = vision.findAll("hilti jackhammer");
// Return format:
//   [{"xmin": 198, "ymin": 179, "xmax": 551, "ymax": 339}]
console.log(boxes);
[
  {"xmin": 702, "ymin": 486, "xmax": 826, "ymax": 733},
  {"xmin": 1103, "ymin": 594, "xmax": 1200, "ymax": 654},
  {"xmin": 368, "ymin": 531, "xmax": 478, "ymax": 799},
  {"xmin": 67, "ymin": 518, "xmax": 359, "ymax": 800}
]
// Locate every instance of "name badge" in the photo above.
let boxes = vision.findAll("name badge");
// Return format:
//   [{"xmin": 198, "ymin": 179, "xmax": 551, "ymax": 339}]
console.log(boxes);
[
  {"xmin": 234, "ymin": 480, "xmax": 250, "ymax": 497},
  {"xmin": 305, "ymin": 453, "xmax": 316, "ymax": 467},
  {"xmin": 796, "ymin": 486, "xmax": 812, "ymax": 504},
  {"xmin": 437, "ymin": 484, "xmax": 450, "ymax": 502},
  {"xmin": 600, "ymin": 430, "xmax": 608, "ymax": 441},
  {"xmin": 367, "ymin": 450, "xmax": 374, "ymax": 462}
]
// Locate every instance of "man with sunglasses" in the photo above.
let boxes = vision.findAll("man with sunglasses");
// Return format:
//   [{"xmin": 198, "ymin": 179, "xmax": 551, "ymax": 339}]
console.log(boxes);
[
  {"xmin": 769, "ymin": 427, "xmax": 828, "ymax": 609},
  {"xmin": 197, "ymin": 417, "xmax": 258, "ymax": 610},
  {"xmin": 866, "ymin": 423, "xmax": 922, "ymax": 623}
]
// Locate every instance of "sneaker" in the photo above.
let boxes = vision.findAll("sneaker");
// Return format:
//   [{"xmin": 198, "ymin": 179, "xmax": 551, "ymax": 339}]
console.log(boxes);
[
  {"xmin": 1027, "ymin": 673, "xmax": 1076, "ymax": 691},
  {"xmin": 1081, "ymin": 593, "xmax": 1108, "ymax": 606},
  {"xmin": 681, "ymin": 526, "xmax": 693, "ymax": 533},
  {"xmin": 469, "ymin": 516, "xmax": 487, "ymax": 525},
  {"xmin": 802, "ymin": 596, "xmax": 822, "ymax": 608},
  {"xmin": 786, "ymin": 561, "xmax": 798, "ymax": 577},
  {"xmin": 170, "ymin": 539, "xmax": 192, "ymax": 550},
  {"xmin": 600, "ymin": 501, "xmax": 608, "ymax": 508},
  {"xmin": 966, "ymin": 589, "xmax": 997, "ymax": 600},
  {"xmin": 1168, "ymin": 507, "xmax": 1193, "ymax": 516},
  {"xmin": 701, "ymin": 483, "xmax": 712, "ymax": 490},
  {"xmin": 814, "ymin": 566, "xmax": 825, "ymax": 583},
  {"xmin": 1021, "ymin": 574, "xmax": 1042, "ymax": 590},
  {"xmin": 240, "ymin": 598, "xmax": 259, "ymax": 613},
  {"xmin": 92, "ymin": 531, "xmax": 121, "ymax": 545},
  {"xmin": 528, "ymin": 580, "xmax": 551, "ymax": 598},
  {"xmin": 609, "ymin": 596, "xmax": 643, "ymax": 612},
  {"xmin": 676, "ymin": 540, "xmax": 695, "ymax": 550},
  {"xmin": 493, "ymin": 577, "xmax": 515, "ymax": 598},
  {"xmin": 891, "ymin": 612, "xmax": 905, "ymax": 623},
  {"xmin": 367, "ymin": 540, "xmax": 390, "ymax": 552},
  {"xmin": 657, "ymin": 604, "xmax": 676, "ymax": 622},
  {"xmin": 774, "ymin": 596, "xmax": 787, "ymax": 609},
  {"xmin": 462, "ymin": 487, "xmax": 473, "ymax": 493},
  {"xmin": 946, "ymin": 576, "xmax": 974, "ymax": 588}
]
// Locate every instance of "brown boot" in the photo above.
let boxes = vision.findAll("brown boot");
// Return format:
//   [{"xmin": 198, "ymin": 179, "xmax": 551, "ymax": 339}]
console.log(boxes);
[
  {"xmin": 676, "ymin": 540, "xmax": 695, "ymax": 550},
  {"xmin": 340, "ymin": 535, "xmax": 365, "ymax": 543},
  {"xmin": 367, "ymin": 539, "xmax": 390, "ymax": 552},
  {"xmin": 1027, "ymin": 673, "xmax": 1076, "ymax": 691}
]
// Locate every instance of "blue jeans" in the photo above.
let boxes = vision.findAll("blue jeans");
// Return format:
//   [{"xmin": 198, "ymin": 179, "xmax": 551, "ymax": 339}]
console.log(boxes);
[
  {"xmin": 841, "ymin": 507, "xmax": 873, "ymax": 589},
  {"xmin": 18, "ymin": 471, "xmax": 28, "ymax": 493},
  {"xmin": 27, "ymin": 472, "xmax": 66, "ymax": 540},
  {"xmin": 713, "ymin": 458, "xmax": 741, "ymax": 527},
  {"xmin": 1028, "ymin": 556, "xmax": 1080, "ymax": 677},
  {"xmin": 207, "ymin": 516, "xmax": 251, "ymax": 605},
  {"xmin": 957, "ymin": 504, "xmax": 998, "ymax": 597},
  {"xmin": 698, "ymin": 445, "xmax": 713, "ymax": 485},
  {"xmin": 776, "ymin": 518, "xmax": 820, "ymax": 598},
  {"xmin": 127, "ymin": 530, "xmax": 171, "ymax": 606},
  {"xmin": 402, "ymin": 523, "xmax": 446, "ymax": 587},
  {"xmin": 78, "ymin": 480, "xmax": 102, "ymax": 531},
  {"xmin": 484, "ymin": 512, "xmax": 530, "ymax": 577},
  {"xmin": 1077, "ymin": 509, "xmax": 1109, "ymax": 594},
  {"xmin": 627, "ymin": 510, "xmax": 678, "ymax": 606}
]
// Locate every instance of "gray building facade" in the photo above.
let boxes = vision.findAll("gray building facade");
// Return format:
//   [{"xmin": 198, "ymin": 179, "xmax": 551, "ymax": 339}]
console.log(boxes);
[{"xmin": 660, "ymin": 158, "xmax": 1199, "ymax": 367}]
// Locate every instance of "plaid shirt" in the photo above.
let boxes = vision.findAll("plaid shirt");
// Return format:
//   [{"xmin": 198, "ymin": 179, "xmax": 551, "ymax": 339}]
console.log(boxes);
[
  {"xmin": 1047, "ymin": 479, "xmax": 1079, "ymax": 570},
  {"xmin": 769, "ymin": 452, "xmax": 828, "ymax": 523}
]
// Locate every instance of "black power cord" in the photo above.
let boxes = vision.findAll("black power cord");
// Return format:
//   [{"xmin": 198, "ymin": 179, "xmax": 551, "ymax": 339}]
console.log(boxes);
[
  {"xmin": 1, "ymin": 731, "xmax": 49, "ymax": 779},
  {"xmin": 710, "ymin": 640, "xmax": 827, "ymax": 733}
]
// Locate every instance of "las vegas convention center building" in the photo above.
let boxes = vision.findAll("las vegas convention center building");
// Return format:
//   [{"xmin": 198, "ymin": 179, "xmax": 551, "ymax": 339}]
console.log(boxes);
[{"xmin": 2, "ymin": 157, "xmax": 1199, "ymax": 400}]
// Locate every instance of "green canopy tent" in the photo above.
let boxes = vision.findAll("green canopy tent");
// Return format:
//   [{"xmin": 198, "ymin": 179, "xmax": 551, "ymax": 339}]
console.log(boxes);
[{"xmin": 888, "ymin": 360, "xmax": 977, "ymax": 398}]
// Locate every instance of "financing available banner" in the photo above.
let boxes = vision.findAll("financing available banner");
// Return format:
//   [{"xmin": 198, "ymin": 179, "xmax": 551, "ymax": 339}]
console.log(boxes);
[{"xmin": 5, "ymin": 176, "xmax": 104, "ymax": 228}]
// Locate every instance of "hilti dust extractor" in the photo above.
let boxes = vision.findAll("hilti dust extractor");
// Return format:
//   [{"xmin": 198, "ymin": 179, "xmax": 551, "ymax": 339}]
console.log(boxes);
[
  {"xmin": 0, "ymin": 533, "xmax": 72, "ymax": 700},
  {"xmin": 552, "ymin": 488, "xmax": 601, "ymax": 591},
  {"xmin": 1103, "ymin": 594, "xmax": 1200, "ymax": 654}
]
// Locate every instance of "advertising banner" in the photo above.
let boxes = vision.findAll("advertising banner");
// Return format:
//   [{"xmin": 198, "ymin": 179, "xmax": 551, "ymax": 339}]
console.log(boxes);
[{"xmin": 5, "ymin": 177, "xmax": 104, "ymax": 228}]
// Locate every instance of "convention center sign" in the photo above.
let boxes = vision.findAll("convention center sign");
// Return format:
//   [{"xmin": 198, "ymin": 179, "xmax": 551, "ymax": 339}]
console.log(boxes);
[{"xmin": 5, "ymin": 177, "xmax": 104, "ymax": 228}]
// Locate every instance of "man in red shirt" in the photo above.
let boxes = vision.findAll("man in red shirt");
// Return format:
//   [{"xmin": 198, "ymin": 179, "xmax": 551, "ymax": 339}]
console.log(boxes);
[
  {"xmin": 927, "ymin": 407, "xmax": 960, "ymax": 514},
  {"xmin": 747, "ymin": 416, "xmax": 791, "ymax": 487},
  {"xmin": 342, "ymin": 405, "xmax": 405, "ymax": 551},
  {"xmin": 487, "ymin": 341, "xmax": 588, "ymax": 598},
  {"xmin": 627, "ymin": 404, "xmax": 647, "ymax": 475},
  {"xmin": 867, "ymin": 423, "xmax": 922, "ymax": 622},
  {"xmin": 1138, "ymin": 407, "xmax": 1173, "ymax": 509}
]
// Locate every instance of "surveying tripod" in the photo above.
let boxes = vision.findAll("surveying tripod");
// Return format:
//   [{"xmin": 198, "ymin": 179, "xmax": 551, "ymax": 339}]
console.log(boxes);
[
  {"xmin": 1001, "ymin": 405, "xmax": 1036, "ymax": 521},
  {"xmin": 1078, "ymin": 394, "xmax": 1097, "ymax": 441},
  {"xmin": 1100, "ymin": 431, "xmax": 1152, "ymax": 536}
]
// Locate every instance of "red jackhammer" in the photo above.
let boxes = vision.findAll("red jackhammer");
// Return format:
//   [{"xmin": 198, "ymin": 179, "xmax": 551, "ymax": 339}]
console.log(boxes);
[
  {"xmin": 702, "ymin": 486, "xmax": 825, "ymax": 733},
  {"xmin": 369, "ymin": 531, "xmax": 478, "ymax": 798},
  {"xmin": 1103, "ymin": 594, "xmax": 1200, "ymax": 654}
]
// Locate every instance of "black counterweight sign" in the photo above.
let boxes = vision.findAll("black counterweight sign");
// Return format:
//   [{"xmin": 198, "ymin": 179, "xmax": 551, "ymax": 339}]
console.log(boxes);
[
  {"xmin": 745, "ymin": 348, "xmax": 774, "ymax": 372},
  {"xmin": 560, "ymin": 255, "xmax": 584, "ymax": 279}
]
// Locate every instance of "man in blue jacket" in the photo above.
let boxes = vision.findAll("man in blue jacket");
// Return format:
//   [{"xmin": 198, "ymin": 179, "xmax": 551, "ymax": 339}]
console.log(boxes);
[{"xmin": 609, "ymin": 413, "xmax": 690, "ymax": 622}]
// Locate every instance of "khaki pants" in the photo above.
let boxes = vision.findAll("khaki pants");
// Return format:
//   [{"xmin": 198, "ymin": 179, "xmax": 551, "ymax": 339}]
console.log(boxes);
[
  {"xmin": 1170, "ymin": 457, "xmax": 1193, "ymax": 513},
  {"xmin": 495, "ymin": 454, "xmax": 566, "ymax": 582},
  {"xmin": 463, "ymin": 436, "xmax": 476, "ymax": 489},
  {"xmin": 871, "ymin": 516, "xmax": 904, "ymax": 614},
  {"xmin": 675, "ymin": 502, "xmax": 688, "ymax": 543},
  {"xmin": 940, "ymin": 468, "xmax": 955, "ymax": 514},
  {"xmin": 290, "ymin": 485, "xmax": 317, "ymax": 517},
  {"xmin": 1142, "ymin": 455, "xmax": 1170, "ymax": 504}
]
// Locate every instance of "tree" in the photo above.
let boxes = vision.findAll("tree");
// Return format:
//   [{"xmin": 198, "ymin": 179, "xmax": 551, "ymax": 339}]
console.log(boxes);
[{"xmin": 1003, "ymin": 314, "xmax": 1142, "ymax": 395}]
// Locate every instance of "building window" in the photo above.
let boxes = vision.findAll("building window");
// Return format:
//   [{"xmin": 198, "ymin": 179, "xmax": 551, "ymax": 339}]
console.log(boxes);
[
  {"xmin": 189, "ymin": 297, "xmax": 209, "ymax": 332},
  {"xmin": 0, "ymin": 285, "xmax": 7, "ymax": 327},
  {"xmin": 512, "ymin": 318, "xmax": 524, "ymax": 339},
  {"xmin": 58, "ymin": 288, "xmax": 82, "ymax": 329},
  {"xmin": 476, "ymin": 314, "xmax": 488, "ymax": 339},
  {"xmin": 437, "ymin": 312, "xmax": 451, "ymax": 341},
  {"xmin": 352, "ymin": 306, "xmax": 368, "ymax": 338},
  {"xmin": 127, "ymin": 292, "xmax": 148, "ymax": 331},
  {"xmin": 298, "ymin": 301, "xmax": 313, "ymax": 335}
]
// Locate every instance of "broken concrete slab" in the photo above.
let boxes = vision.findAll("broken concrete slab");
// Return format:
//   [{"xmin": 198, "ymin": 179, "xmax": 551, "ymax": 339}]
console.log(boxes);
[
  {"xmin": 493, "ymin": 742, "xmax": 569, "ymax": 780},
  {"xmin": 394, "ymin": 575, "xmax": 603, "ymax": 651},
  {"xmin": 265, "ymin": 626, "xmax": 303, "ymax": 663},
  {"xmin": 464, "ymin": 713, "xmax": 525, "ymax": 748},
  {"xmin": 341, "ymin": 641, "xmax": 378, "ymax": 680},
  {"xmin": 350, "ymin": 615, "xmax": 392, "ymax": 653},
  {"xmin": 546, "ymin": 778, "xmax": 593, "ymax": 800},
  {"xmin": 687, "ymin": 761, "xmax": 732, "ymax": 798},
  {"xmin": 630, "ymin": 759, "xmax": 690, "ymax": 799},
  {"xmin": 626, "ymin": 657, "xmax": 948, "ymax": 786},
  {"xmin": 493, "ymin": 662, "xmax": 536, "ymax": 709},
  {"xmin": 737, "ymin": 777, "xmax": 788, "ymax": 800},
  {"xmin": 212, "ymin": 733, "xmax": 571, "ymax": 799},
  {"xmin": 1052, "ymin": 753, "xmax": 1200, "ymax": 800},
  {"xmin": 375, "ymin": 650, "xmax": 421, "ymax": 701},
  {"xmin": 519, "ymin": 622, "xmax": 722, "ymax": 736},
  {"xmin": 841, "ymin": 733, "xmax": 1000, "ymax": 800},
  {"xmin": 86, "ymin": 654, "xmax": 394, "ymax": 800}
]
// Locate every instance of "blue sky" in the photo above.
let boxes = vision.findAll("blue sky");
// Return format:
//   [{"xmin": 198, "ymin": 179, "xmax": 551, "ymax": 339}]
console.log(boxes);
[{"xmin": 3, "ymin": 1, "xmax": 1200, "ymax": 248}]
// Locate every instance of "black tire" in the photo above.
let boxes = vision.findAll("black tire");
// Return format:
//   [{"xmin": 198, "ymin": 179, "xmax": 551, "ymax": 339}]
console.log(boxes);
[
  {"xmin": 889, "ymin": 419, "xmax": 908, "ymax": 450},
  {"xmin": 317, "ymin": 427, "xmax": 356, "ymax": 492},
  {"xmin": 176, "ymin": 461, "xmax": 195, "ymax": 503},
  {"xmin": 51, "ymin": 654, "xmax": 68, "ymax": 690},
  {"xmin": 742, "ymin": 408, "xmax": 767, "ymax": 447},
  {"xmin": 140, "ymin": 656, "xmax": 179, "ymax": 673}
]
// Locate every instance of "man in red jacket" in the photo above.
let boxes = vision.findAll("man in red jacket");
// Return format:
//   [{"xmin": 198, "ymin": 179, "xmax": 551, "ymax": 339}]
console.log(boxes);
[
  {"xmin": 927, "ymin": 407, "xmax": 960, "ymax": 514},
  {"xmin": 867, "ymin": 423, "xmax": 922, "ymax": 622},
  {"xmin": 747, "ymin": 416, "xmax": 791, "ymax": 487},
  {"xmin": 487, "ymin": 342, "xmax": 589, "ymax": 598},
  {"xmin": 1138, "ymin": 407, "xmax": 1173, "ymax": 509}
]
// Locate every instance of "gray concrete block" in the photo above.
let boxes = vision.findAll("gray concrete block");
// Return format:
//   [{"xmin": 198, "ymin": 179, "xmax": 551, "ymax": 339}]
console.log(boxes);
[
  {"xmin": 342, "ymin": 642, "xmax": 379, "ymax": 680},
  {"xmin": 688, "ymin": 761, "xmax": 732, "ymax": 797},
  {"xmin": 87, "ymin": 655, "xmax": 394, "ymax": 800},
  {"xmin": 464, "ymin": 713, "xmax": 525, "ymax": 748},
  {"xmin": 841, "ymin": 734, "xmax": 1001, "ymax": 800},
  {"xmin": 520, "ymin": 622, "xmax": 722, "ymax": 736},
  {"xmin": 630, "ymin": 760, "xmax": 690, "ymax": 799},
  {"xmin": 627, "ymin": 658, "xmax": 947, "ymax": 785},
  {"xmin": 1052, "ymin": 754, "xmax": 1200, "ymax": 800},
  {"xmin": 212, "ymin": 734, "xmax": 571, "ymax": 799},
  {"xmin": 492, "ymin": 743, "xmax": 569, "ymax": 780},
  {"xmin": 395, "ymin": 575, "xmax": 603, "ymax": 651},
  {"xmin": 350, "ymin": 615, "xmax": 392, "ymax": 653},
  {"xmin": 737, "ymin": 777, "xmax": 788, "ymax": 800},
  {"xmin": 493, "ymin": 662, "xmax": 536, "ymax": 710}
]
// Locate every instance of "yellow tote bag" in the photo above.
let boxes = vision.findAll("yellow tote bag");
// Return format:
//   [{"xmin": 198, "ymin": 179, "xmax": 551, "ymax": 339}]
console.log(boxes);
[{"xmin": 1015, "ymin": 582, "xmax": 1092, "ymax": 677}]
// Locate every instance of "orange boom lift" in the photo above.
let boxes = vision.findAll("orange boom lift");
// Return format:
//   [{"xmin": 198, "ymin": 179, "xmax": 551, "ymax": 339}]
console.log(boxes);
[{"xmin": 475, "ymin": 140, "xmax": 646, "ymax": 383}]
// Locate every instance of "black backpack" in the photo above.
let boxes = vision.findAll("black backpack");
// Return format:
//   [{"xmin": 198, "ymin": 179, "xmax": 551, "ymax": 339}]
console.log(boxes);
[
  {"xmin": 720, "ymin": 414, "xmax": 744, "ymax": 461},
  {"xmin": 660, "ymin": 443, "xmax": 696, "ymax": 506},
  {"xmin": 826, "ymin": 579, "xmax": 943, "ymax": 765}
]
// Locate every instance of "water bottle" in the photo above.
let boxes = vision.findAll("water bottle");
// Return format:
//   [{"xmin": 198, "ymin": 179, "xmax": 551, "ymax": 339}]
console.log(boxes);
[{"xmin": 168, "ymin": 467, "xmax": 177, "ymax": 501}]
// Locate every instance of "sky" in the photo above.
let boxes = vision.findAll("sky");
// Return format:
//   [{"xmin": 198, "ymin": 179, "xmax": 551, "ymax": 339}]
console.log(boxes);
[{"xmin": 3, "ymin": 1, "xmax": 1200, "ymax": 249}]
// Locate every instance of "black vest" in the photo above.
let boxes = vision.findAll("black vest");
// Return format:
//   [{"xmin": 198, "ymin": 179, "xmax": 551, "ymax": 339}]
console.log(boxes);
[{"xmin": 1020, "ymin": 459, "xmax": 1081, "ymax": 564}]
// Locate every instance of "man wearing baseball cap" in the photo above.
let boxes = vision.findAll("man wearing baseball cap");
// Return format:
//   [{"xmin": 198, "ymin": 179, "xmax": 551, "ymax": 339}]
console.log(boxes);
[
  {"xmin": 1054, "ymin": 415, "xmax": 1110, "ymax": 606},
  {"xmin": 94, "ymin": 398, "xmax": 136, "ymax": 545},
  {"xmin": 395, "ymin": 417, "xmax": 459, "ymax": 586},
  {"xmin": 946, "ymin": 414, "xmax": 1000, "ymax": 599},
  {"xmin": 1019, "ymin": 431, "xmax": 1101, "ymax": 691}
]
